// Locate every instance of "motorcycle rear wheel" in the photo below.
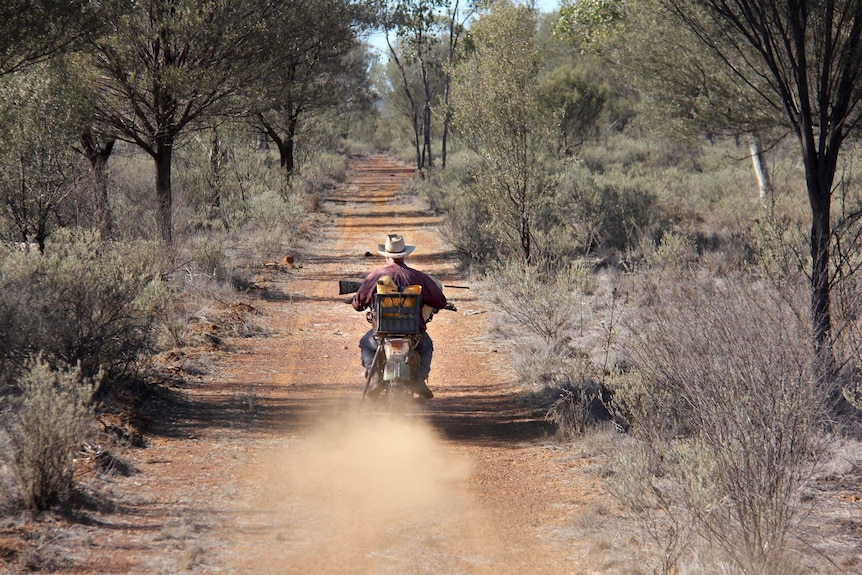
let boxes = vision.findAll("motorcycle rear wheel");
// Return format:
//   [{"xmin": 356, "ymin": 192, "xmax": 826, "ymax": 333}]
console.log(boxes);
[{"xmin": 385, "ymin": 380, "xmax": 414, "ymax": 413}]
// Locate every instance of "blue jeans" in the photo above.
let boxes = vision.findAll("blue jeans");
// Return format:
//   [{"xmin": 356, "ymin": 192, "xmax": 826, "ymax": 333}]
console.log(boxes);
[{"xmin": 359, "ymin": 329, "xmax": 434, "ymax": 380}]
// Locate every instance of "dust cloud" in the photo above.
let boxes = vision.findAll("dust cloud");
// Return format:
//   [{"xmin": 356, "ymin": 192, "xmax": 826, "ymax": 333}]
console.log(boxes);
[{"xmin": 235, "ymin": 413, "xmax": 504, "ymax": 575}]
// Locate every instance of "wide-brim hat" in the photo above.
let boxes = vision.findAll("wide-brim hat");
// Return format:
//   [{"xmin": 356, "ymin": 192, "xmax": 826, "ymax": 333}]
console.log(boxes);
[{"xmin": 377, "ymin": 233, "xmax": 415, "ymax": 258}]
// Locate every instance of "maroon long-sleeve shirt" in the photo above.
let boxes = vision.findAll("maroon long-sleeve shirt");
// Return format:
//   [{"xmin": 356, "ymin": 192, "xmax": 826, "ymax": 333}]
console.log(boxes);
[{"xmin": 351, "ymin": 261, "xmax": 447, "ymax": 332}]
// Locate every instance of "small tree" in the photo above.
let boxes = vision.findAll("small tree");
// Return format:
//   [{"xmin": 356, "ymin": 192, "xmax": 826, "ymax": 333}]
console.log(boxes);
[
  {"xmin": 0, "ymin": 62, "xmax": 87, "ymax": 251},
  {"xmin": 89, "ymin": 0, "xmax": 274, "ymax": 244},
  {"xmin": 254, "ymin": 0, "xmax": 374, "ymax": 180},
  {"xmin": 449, "ymin": 0, "xmax": 556, "ymax": 263}
]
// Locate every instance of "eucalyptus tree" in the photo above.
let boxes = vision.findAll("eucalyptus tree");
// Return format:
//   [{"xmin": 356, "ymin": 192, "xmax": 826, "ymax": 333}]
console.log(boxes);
[
  {"xmin": 88, "ymin": 0, "xmax": 275, "ymax": 244},
  {"xmin": 254, "ymin": 0, "xmax": 376, "ymax": 179},
  {"xmin": 449, "ymin": 0, "xmax": 556, "ymax": 263},
  {"xmin": 559, "ymin": 0, "xmax": 862, "ymax": 369},
  {"xmin": 381, "ymin": 0, "xmax": 447, "ymax": 173}
]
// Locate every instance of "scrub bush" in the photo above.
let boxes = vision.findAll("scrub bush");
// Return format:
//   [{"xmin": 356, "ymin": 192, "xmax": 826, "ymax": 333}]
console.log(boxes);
[
  {"xmin": 610, "ymin": 268, "xmax": 828, "ymax": 574},
  {"xmin": 4, "ymin": 356, "xmax": 95, "ymax": 512},
  {"xmin": 0, "ymin": 229, "xmax": 166, "ymax": 386}
]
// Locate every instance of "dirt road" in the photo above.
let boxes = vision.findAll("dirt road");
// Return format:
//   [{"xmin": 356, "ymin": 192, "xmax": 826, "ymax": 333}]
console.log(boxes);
[
  {"xmin": 213, "ymin": 155, "xmax": 615, "ymax": 575},
  {"xmin": 2, "ymin": 155, "xmax": 621, "ymax": 575}
]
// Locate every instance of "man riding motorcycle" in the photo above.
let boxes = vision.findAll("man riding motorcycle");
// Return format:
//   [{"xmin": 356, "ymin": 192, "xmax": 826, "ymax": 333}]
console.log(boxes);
[{"xmin": 351, "ymin": 233, "xmax": 447, "ymax": 399}]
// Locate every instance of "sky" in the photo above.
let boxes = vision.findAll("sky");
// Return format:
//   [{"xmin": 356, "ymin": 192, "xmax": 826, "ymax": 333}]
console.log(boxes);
[{"xmin": 535, "ymin": 0, "xmax": 560, "ymax": 12}]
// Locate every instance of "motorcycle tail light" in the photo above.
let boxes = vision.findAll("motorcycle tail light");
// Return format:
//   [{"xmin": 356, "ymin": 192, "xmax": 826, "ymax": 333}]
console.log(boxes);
[{"xmin": 384, "ymin": 338, "xmax": 409, "ymax": 359}]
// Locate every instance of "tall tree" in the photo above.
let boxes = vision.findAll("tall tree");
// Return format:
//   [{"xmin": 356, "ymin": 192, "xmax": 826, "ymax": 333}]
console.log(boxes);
[
  {"xmin": 255, "ymin": 0, "xmax": 374, "ymax": 179},
  {"xmin": 89, "ymin": 0, "xmax": 273, "ymax": 244},
  {"xmin": 449, "ymin": 0, "xmax": 556, "ymax": 263},
  {"xmin": 382, "ymin": 0, "xmax": 446, "ymax": 173}
]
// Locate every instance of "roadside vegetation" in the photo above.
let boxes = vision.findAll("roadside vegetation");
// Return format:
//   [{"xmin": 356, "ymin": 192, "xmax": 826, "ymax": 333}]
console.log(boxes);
[{"xmin": 0, "ymin": 0, "xmax": 860, "ymax": 573}]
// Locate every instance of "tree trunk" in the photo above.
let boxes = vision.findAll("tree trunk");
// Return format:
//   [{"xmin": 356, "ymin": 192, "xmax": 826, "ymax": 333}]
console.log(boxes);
[
  {"xmin": 277, "ymin": 138, "xmax": 294, "ymax": 175},
  {"xmin": 423, "ymin": 100, "xmax": 433, "ymax": 170},
  {"xmin": 81, "ymin": 133, "xmax": 115, "ymax": 239},
  {"xmin": 441, "ymin": 90, "xmax": 450, "ymax": 169},
  {"xmin": 209, "ymin": 128, "xmax": 223, "ymax": 211},
  {"xmin": 259, "ymin": 116, "xmax": 293, "ymax": 182},
  {"xmin": 442, "ymin": 3, "xmax": 457, "ymax": 170},
  {"xmin": 413, "ymin": 115, "xmax": 422, "ymax": 175},
  {"xmin": 154, "ymin": 142, "xmax": 173, "ymax": 244},
  {"xmin": 281, "ymin": 114, "xmax": 300, "ymax": 178},
  {"xmin": 802, "ymin": 138, "xmax": 837, "ymax": 383},
  {"xmin": 810, "ymin": 185, "xmax": 833, "ymax": 372},
  {"xmin": 421, "ymin": 54, "xmax": 433, "ymax": 170},
  {"xmin": 749, "ymin": 137, "xmax": 771, "ymax": 207}
]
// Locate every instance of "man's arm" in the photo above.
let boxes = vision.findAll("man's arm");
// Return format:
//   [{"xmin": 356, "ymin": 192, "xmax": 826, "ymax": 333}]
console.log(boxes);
[
  {"xmin": 419, "ymin": 274, "xmax": 447, "ymax": 310},
  {"xmin": 352, "ymin": 272, "xmax": 380, "ymax": 311}
]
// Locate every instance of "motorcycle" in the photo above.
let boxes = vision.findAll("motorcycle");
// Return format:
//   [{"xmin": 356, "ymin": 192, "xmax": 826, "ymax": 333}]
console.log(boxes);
[{"xmin": 339, "ymin": 278, "xmax": 457, "ymax": 412}]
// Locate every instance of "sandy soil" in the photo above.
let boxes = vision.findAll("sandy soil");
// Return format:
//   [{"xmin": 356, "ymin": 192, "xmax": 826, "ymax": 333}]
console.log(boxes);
[{"xmin": 1, "ymin": 155, "xmax": 626, "ymax": 575}]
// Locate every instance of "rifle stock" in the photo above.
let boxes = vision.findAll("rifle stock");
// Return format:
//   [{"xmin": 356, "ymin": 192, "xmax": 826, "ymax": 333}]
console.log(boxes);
[{"xmin": 339, "ymin": 280, "xmax": 363, "ymax": 295}]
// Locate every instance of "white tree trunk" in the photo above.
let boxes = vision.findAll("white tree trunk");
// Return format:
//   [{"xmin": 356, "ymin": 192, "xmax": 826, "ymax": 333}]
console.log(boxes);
[{"xmin": 750, "ymin": 137, "xmax": 772, "ymax": 207}]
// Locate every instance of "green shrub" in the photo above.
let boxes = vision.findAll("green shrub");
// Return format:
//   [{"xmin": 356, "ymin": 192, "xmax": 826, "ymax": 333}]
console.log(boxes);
[
  {"xmin": 191, "ymin": 239, "xmax": 228, "ymax": 282},
  {"xmin": 0, "ymin": 229, "xmax": 165, "ymax": 384},
  {"xmin": 487, "ymin": 260, "xmax": 591, "ymax": 348},
  {"xmin": 578, "ymin": 136, "xmax": 651, "ymax": 174},
  {"xmin": 5, "ymin": 356, "xmax": 95, "ymax": 512},
  {"xmin": 543, "ymin": 377, "xmax": 614, "ymax": 439},
  {"xmin": 555, "ymin": 162, "xmax": 659, "ymax": 253},
  {"xmin": 749, "ymin": 214, "xmax": 809, "ymax": 289},
  {"xmin": 247, "ymin": 188, "xmax": 307, "ymax": 234},
  {"xmin": 639, "ymin": 230, "xmax": 698, "ymax": 272}
]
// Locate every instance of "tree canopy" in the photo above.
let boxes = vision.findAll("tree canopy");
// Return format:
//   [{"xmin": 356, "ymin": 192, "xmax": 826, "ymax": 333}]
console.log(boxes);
[{"xmin": 0, "ymin": 0, "xmax": 98, "ymax": 77}]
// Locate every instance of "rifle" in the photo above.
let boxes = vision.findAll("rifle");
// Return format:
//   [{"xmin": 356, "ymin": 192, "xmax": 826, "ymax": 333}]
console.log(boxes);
[{"xmin": 339, "ymin": 280, "xmax": 468, "ymax": 295}]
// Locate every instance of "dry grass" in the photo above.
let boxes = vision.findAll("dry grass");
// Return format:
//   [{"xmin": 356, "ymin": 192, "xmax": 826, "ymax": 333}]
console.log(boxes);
[{"xmin": 605, "ymin": 267, "xmax": 836, "ymax": 574}]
